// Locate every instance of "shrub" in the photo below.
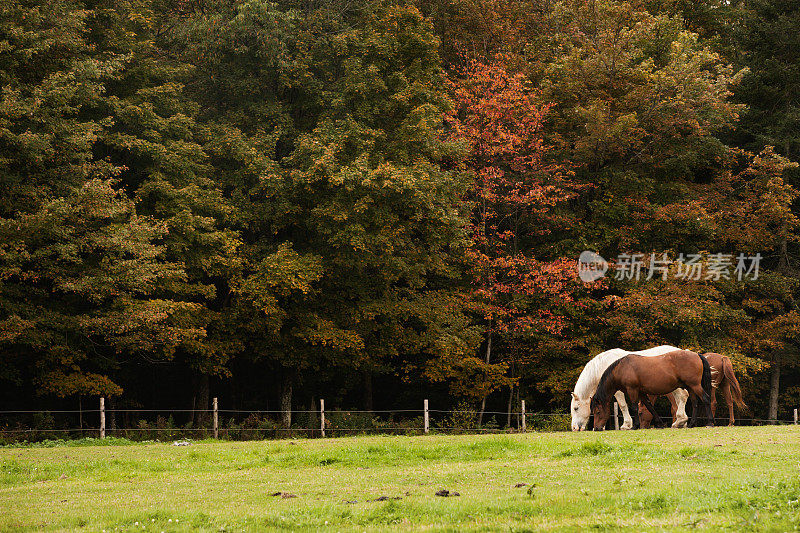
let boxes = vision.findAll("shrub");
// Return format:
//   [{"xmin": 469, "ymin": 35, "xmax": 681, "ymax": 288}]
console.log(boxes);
[
  {"xmin": 326, "ymin": 410, "xmax": 374, "ymax": 436},
  {"xmin": 373, "ymin": 416, "xmax": 425, "ymax": 435},
  {"xmin": 527, "ymin": 413, "xmax": 570, "ymax": 432},
  {"xmin": 225, "ymin": 414, "xmax": 279, "ymax": 440},
  {"xmin": 436, "ymin": 402, "xmax": 478, "ymax": 431}
]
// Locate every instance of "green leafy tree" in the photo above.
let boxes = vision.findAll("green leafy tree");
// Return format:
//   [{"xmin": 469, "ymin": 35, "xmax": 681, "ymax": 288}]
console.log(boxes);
[
  {"xmin": 89, "ymin": 0, "xmax": 242, "ymax": 418},
  {"xmin": 0, "ymin": 0, "xmax": 207, "ymax": 404},
  {"xmin": 0, "ymin": 178, "xmax": 197, "ymax": 398},
  {"xmin": 171, "ymin": 0, "xmax": 474, "ymax": 423},
  {"xmin": 724, "ymin": 0, "xmax": 800, "ymax": 418},
  {"xmin": 728, "ymin": 0, "xmax": 800, "ymax": 163}
]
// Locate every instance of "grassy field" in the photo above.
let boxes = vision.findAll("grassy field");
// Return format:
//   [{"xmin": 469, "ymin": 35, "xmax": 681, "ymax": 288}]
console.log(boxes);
[{"xmin": 2, "ymin": 426, "xmax": 800, "ymax": 531}]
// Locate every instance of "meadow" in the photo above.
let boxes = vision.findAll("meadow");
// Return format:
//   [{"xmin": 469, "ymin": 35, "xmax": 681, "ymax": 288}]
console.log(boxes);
[{"xmin": 1, "ymin": 426, "xmax": 799, "ymax": 531}]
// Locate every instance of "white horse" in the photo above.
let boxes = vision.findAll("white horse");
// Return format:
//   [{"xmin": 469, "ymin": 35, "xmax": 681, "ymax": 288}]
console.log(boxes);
[{"xmin": 570, "ymin": 345, "xmax": 690, "ymax": 431}]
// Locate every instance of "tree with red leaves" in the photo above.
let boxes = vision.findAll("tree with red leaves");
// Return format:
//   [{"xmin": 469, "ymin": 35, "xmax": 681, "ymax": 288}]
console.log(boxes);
[{"xmin": 446, "ymin": 56, "xmax": 584, "ymax": 423}]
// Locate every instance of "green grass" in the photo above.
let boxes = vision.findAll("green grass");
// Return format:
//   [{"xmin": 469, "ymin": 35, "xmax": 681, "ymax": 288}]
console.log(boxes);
[{"xmin": 2, "ymin": 427, "xmax": 800, "ymax": 531}]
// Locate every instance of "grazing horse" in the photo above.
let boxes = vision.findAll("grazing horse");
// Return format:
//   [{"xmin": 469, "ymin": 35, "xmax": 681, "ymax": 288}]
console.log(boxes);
[
  {"xmin": 570, "ymin": 345, "xmax": 689, "ymax": 431},
  {"xmin": 591, "ymin": 350, "xmax": 714, "ymax": 430},
  {"xmin": 639, "ymin": 352, "xmax": 747, "ymax": 427}
]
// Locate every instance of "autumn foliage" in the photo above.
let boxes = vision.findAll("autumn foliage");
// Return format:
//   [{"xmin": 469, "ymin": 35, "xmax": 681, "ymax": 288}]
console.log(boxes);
[{"xmin": 1, "ymin": 0, "xmax": 800, "ymax": 422}]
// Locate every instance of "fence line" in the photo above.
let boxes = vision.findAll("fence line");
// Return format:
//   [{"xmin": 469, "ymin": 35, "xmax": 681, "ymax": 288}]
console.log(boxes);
[
  {"xmin": 0, "ymin": 410, "xmax": 100, "ymax": 414},
  {"xmin": 1, "ymin": 396, "xmax": 798, "ymax": 442},
  {"xmin": 3, "ymin": 420, "xmax": 798, "ymax": 435}
]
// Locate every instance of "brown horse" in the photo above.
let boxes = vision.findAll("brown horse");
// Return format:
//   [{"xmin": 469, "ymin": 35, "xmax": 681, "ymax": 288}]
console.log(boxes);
[
  {"xmin": 639, "ymin": 352, "xmax": 747, "ymax": 427},
  {"xmin": 591, "ymin": 350, "xmax": 714, "ymax": 430}
]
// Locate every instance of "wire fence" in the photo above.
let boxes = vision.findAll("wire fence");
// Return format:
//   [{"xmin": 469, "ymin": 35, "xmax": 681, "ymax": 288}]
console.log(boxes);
[{"xmin": 0, "ymin": 398, "xmax": 797, "ymax": 444}]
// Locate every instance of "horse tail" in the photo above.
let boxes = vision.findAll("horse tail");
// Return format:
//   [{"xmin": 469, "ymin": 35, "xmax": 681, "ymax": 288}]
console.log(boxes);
[
  {"xmin": 722, "ymin": 356, "xmax": 747, "ymax": 411},
  {"xmin": 699, "ymin": 353, "xmax": 713, "ymax": 404}
]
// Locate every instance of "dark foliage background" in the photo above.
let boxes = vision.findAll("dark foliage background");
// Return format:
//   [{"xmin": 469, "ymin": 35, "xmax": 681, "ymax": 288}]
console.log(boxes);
[{"xmin": 1, "ymin": 0, "xmax": 799, "ymax": 429}]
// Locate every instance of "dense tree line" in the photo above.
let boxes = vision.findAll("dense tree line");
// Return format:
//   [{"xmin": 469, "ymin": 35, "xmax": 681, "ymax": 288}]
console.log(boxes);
[{"xmin": 1, "ymin": 0, "xmax": 799, "ymax": 426}]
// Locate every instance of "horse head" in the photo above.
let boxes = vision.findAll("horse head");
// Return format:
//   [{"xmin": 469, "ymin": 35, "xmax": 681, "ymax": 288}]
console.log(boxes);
[
  {"xmin": 590, "ymin": 394, "xmax": 611, "ymax": 430},
  {"xmin": 570, "ymin": 392, "xmax": 591, "ymax": 431}
]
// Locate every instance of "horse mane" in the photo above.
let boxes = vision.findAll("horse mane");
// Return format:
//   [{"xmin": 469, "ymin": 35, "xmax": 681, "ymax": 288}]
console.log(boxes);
[
  {"xmin": 590, "ymin": 358, "xmax": 625, "ymax": 410},
  {"xmin": 573, "ymin": 349, "xmax": 628, "ymax": 398},
  {"xmin": 573, "ymin": 345, "xmax": 679, "ymax": 399}
]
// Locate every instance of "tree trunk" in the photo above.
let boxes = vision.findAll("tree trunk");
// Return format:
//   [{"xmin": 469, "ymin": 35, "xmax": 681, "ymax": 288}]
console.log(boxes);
[
  {"xmin": 280, "ymin": 370, "xmax": 293, "ymax": 429},
  {"xmin": 310, "ymin": 396, "xmax": 318, "ymax": 437},
  {"xmin": 193, "ymin": 373, "xmax": 210, "ymax": 427},
  {"xmin": 507, "ymin": 353, "xmax": 517, "ymax": 428},
  {"xmin": 108, "ymin": 396, "xmax": 116, "ymax": 430},
  {"xmin": 768, "ymin": 351, "xmax": 781, "ymax": 422},
  {"xmin": 773, "ymin": 225, "xmax": 791, "ymax": 424},
  {"xmin": 779, "ymin": 226, "xmax": 789, "ymax": 273},
  {"xmin": 477, "ymin": 332, "xmax": 492, "ymax": 427},
  {"xmin": 363, "ymin": 370, "xmax": 373, "ymax": 412},
  {"xmin": 506, "ymin": 385, "xmax": 514, "ymax": 428}
]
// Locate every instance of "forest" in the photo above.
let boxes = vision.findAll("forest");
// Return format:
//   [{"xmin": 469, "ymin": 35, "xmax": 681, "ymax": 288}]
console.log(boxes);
[{"xmin": 1, "ymin": 0, "xmax": 799, "ymax": 430}]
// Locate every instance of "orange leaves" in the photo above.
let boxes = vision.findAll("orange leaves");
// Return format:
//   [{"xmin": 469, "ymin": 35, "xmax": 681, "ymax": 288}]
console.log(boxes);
[
  {"xmin": 448, "ymin": 56, "xmax": 576, "ymax": 227},
  {"xmin": 448, "ymin": 55, "xmax": 552, "ymax": 174},
  {"xmin": 448, "ymin": 55, "xmax": 581, "ymax": 337},
  {"xmin": 37, "ymin": 371, "xmax": 123, "ymax": 398},
  {"xmin": 705, "ymin": 147, "xmax": 799, "ymax": 252}
]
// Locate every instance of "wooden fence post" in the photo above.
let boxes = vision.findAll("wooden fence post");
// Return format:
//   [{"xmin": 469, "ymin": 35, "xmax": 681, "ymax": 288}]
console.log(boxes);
[
  {"xmin": 212, "ymin": 397, "xmax": 218, "ymax": 439},
  {"xmin": 320, "ymin": 399, "xmax": 326, "ymax": 438},
  {"xmin": 794, "ymin": 408, "xmax": 798, "ymax": 425},
  {"xmin": 100, "ymin": 397, "xmax": 105, "ymax": 439},
  {"xmin": 613, "ymin": 402, "xmax": 619, "ymax": 430},
  {"xmin": 521, "ymin": 400, "xmax": 526, "ymax": 433},
  {"xmin": 424, "ymin": 399, "xmax": 429, "ymax": 434}
]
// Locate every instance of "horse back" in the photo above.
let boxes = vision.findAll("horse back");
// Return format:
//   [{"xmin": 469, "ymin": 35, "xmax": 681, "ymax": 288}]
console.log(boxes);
[
  {"xmin": 666, "ymin": 350, "xmax": 705, "ymax": 380},
  {"xmin": 624, "ymin": 350, "xmax": 702, "ymax": 394}
]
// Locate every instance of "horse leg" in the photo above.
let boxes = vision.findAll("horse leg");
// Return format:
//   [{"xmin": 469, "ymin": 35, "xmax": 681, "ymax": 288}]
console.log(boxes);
[
  {"xmin": 704, "ymin": 396, "xmax": 715, "ymax": 427},
  {"xmin": 687, "ymin": 391, "xmax": 699, "ymax": 428},
  {"xmin": 710, "ymin": 386, "xmax": 718, "ymax": 426},
  {"xmin": 688, "ymin": 384, "xmax": 714, "ymax": 427},
  {"xmin": 722, "ymin": 384, "xmax": 735, "ymax": 426},
  {"xmin": 667, "ymin": 393, "xmax": 678, "ymax": 426},
  {"xmin": 626, "ymin": 389, "xmax": 641, "ymax": 430},
  {"xmin": 672, "ymin": 389, "xmax": 689, "ymax": 428},
  {"xmin": 640, "ymin": 395, "xmax": 664, "ymax": 428},
  {"xmin": 615, "ymin": 390, "xmax": 632, "ymax": 430}
]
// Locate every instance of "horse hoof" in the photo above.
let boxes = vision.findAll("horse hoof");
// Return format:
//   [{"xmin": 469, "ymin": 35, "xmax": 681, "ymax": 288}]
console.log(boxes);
[{"xmin": 672, "ymin": 417, "xmax": 689, "ymax": 429}]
